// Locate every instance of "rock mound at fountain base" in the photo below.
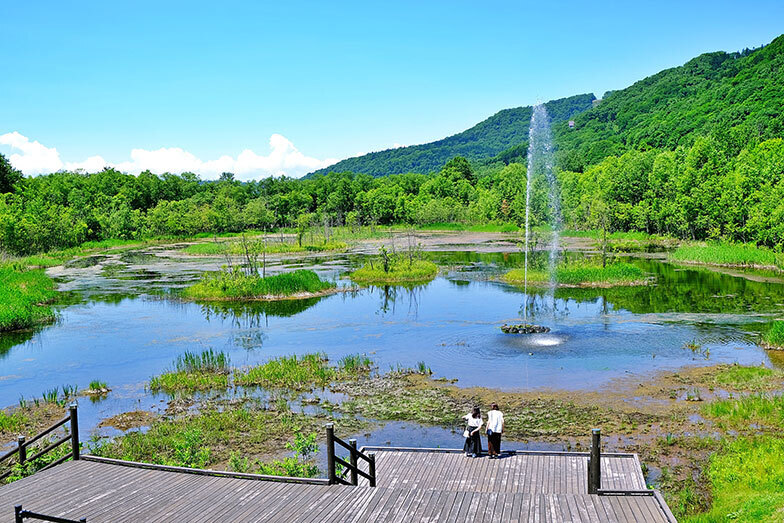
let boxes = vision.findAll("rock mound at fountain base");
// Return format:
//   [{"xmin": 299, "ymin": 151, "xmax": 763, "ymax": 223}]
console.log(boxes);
[{"xmin": 500, "ymin": 324, "xmax": 551, "ymax": 334}]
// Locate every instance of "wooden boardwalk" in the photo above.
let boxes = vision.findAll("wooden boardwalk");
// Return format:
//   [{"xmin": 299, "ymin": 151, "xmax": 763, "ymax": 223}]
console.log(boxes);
[{"xmin": 0, "ymin": 450, "xmax": 676, "ymax": 522}]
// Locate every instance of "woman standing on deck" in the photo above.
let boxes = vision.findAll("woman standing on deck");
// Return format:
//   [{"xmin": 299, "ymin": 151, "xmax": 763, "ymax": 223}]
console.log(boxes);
[
  {"xmin": 463, "ymin": 406, "xmax": 483, "ymax": 457},
  {"xmin": 486, "ymin": 402, "xmax": 504, "ymax": 459}
]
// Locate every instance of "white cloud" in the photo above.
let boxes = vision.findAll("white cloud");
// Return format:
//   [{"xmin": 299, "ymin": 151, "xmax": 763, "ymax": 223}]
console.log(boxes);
[{"xmin": 0, "ymin": 132, "xmax": 336, "ymax": 180}]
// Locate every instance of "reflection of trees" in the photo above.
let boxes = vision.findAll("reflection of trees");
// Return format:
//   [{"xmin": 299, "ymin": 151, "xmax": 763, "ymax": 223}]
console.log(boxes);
[
  {"xmin": 0, "ymin": 330, "xmax": 36, "ymax": 360},
  {"xmin": 554, "ymin": 262, "xmax": 784, "ymax": 315},
  {"xmin": 372, "ymin": 284, "xmax": 426, "ymax": 316}
]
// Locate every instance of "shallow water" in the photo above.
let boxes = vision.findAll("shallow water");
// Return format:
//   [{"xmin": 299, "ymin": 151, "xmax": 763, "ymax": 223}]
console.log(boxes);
[{"xmin": 1, "ymin": 247, "xmax": 782, "ymax": 441}]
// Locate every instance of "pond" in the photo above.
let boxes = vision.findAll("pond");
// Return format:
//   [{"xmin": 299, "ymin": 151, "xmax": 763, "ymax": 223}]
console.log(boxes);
[{"xmin": 0, "ymin": 244, "xmax": 781, "ymax": 442}]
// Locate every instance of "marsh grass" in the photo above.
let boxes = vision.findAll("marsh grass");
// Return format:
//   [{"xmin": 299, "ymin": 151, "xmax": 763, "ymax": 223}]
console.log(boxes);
[
  {"xmin": 183, "ymin": 240, "xmax": 347, "ymax": 256},
  {"xmin": 702, "ymin": 394, "xmax": 784, "ymax": 429},
  {"xmin": 235, "ymin": 353, "xmax": 335, "ymax": 390},
  {"xmin": 0, "ymin": 266, "xmax": 57, "ymax": 332},
  {"xmin": 713, "ymin": 365, "xmax": 779, "ymax": 391},
  {"xmin": 88, "ymin": 380, "xmax": 108, "ymax": 391},
  {"xmin": 504, "ymin": 261, "xmax": 646, "ymax": 287},
  {"xmin": 183, "ymin": 269, "xmax": 334, "ymax": 301},
  {"xmin": 671, "ymin": 242, "xmax": 784, "ymax": 270},
  {"xmin": 0, "ymin": 411, "xmax": 27, "ymax": 433},
  {"xmin": 350, "ymin": 259, "xmax": 438, "ymax": 284},
  {"xmin": 149, "ymin": 349, "xmax": 231, "ymax": 393},
  {"xmin": 763, "ymin": 321, "xmax": 784, "ymax": 348},
  {"xmin": 337, "ymin": 354, "xmax": 373, "ymax": 374}
]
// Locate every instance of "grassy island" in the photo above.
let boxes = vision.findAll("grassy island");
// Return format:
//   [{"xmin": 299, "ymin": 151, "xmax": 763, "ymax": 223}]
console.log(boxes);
[
  {"xmin": 762, "ymin": 321, "xmax": 784, "ymax": 349},
  {"xmin": 670, "ymin": 243, "xmax": 784, "ymax": 271},
  {"xmin": 183, "ymin": 269, "xmax": 335, "ymax": 301},
  {"xmin": 503, "ymin": 261, "xmax": 648, "ymax": 288},
  {"xmin": 0, "ymin": 265, "xmax": 58, "ymax": 332},
  {"xmin": 351, "ymin": 258, "xmax": 438, "ymax": 284},
  {"xmin": 183, "ymin": 240, "xmax": 347, "ymax": 256}
]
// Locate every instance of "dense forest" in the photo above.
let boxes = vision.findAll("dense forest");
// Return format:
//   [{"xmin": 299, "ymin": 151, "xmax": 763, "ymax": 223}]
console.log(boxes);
[
  {"xmin": 308, "ymin": 94, "xmax": 595, "ymax": 177},
  {"xmin": 1, "ymin": 35, "xmax": 783, "ymax": 256}
]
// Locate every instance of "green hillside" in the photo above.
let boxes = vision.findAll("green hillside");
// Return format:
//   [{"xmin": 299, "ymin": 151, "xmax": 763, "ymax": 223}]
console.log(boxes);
[
  {"xmin": 554, "ymin": 35, "xmax": 784, "ymax": 172},
  {"xmin": 309, "ymin": 94, "xmax": 595, "ymax": 177}
]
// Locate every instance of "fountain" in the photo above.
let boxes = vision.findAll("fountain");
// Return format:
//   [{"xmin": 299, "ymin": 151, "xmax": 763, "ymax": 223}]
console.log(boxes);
[{"xmin": 502, "ymin": 103, "xmax": 560, "ymax": 335}]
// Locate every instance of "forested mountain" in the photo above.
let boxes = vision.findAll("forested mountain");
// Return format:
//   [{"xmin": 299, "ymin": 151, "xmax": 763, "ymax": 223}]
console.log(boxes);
[
  {"xmin": 308, "ymin": 94, "xmax": 595, "ymax": 177},
  {"xmin": 554, "ymin": 34, "xmax": 784, "ymax": 172}
]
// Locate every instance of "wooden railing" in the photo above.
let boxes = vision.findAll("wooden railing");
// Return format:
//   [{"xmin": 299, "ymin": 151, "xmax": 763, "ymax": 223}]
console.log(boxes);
[
  {"xmin": 325, "ymin": 423, "xmax": 376, "ymax": 487},
  {"xmin": 14, "ymin": 504, "xmax": 86, "ymax": 523},
  {"xmin": 0, "ymin": 404, "xmax": 79, "ymax": 482}
]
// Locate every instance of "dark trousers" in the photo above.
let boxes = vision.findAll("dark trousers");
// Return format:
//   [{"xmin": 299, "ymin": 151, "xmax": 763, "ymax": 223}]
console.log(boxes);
[
  {"xmin": 464, "ymin": 432, "xmax": 482, "ymax": 455},
  {"xmin": 487, "ymin": 431, "xmax": 502, "ymax": 455}
]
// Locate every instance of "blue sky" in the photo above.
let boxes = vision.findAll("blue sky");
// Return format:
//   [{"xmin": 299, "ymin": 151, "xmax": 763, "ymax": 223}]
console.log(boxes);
[{"xmin": 2, "ymin": 1, "xmax": 783, "ymax": 179}]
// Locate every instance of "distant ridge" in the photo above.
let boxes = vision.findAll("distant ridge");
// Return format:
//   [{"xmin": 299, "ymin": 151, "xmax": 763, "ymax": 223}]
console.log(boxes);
[{"xmin": 307, "ymin": 94, "xmax": 595, "ymax": 177}]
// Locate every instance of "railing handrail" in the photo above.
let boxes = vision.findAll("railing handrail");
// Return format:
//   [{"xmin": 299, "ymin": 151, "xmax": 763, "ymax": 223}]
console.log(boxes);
[
  {"xmin": 14, "ymin": 504, "xmax": 86, "ymax": 523},
  {"xmin": 325, "ymin": 423, "xmax": 376, "ymax": 487},
  {"xmin": 0, "ymin": 404, "xmax": 79, "ymax": 481}
]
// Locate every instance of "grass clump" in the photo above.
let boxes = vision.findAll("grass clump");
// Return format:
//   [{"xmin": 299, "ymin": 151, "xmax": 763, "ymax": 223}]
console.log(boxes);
[
  {"xmin": 236, "ymin": 353, "xmax": 335, "ymax": 390},
  {"xmin": 683, "ymin": 437, "xmax": 784, "ymax": 522},
  {"xmin": 670, "ymin": 242, "xmax": 784, "ymax": 270},
  {"xmin": 763, "ymin": 321, "xmax": 784, "ymax": 348},
  {"xmin": 0, "ymin": 410, "xmax": 27, "ymax": 433},
  {"xmin": 503, "ymin": 261, "xmax": 646, "ymax": 287},
  {"xmin": 337, "ymin": 353, "xmax": 373, "ymax": 375},
  {"xmin": 0, "ymin": 265, "xmax": 57, "ymax": 332},
  {"xmin": 183, "ymin": 240, "xmax": 347, "ymax": 256},
  {"xmin": 351, "ymin": 258, "xmax": 438, "ymax": 284},
  {"xmin": 713, "ymin": 365, "xmax": 779, "ymax": 391},
  {"xmin": 183, "ymin": 269, "xmax": 335, "ymax": 301},
  {"xmin": 88, "ymin": 380, "xmax": 109, "ymax": 392},
  {"xmin": 149, "ymin": 349, "xmax": 231, "ymax": 394},
  {"xmin": 702, "ymin": 394, "xmax": 784, "ymax": 430}
]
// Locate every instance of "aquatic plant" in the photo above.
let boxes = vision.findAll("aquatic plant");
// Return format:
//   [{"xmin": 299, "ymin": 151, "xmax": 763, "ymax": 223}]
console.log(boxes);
[
  {"xmin": 350, "ymin": 259, "xmax": 438, "ymax": 284},
  {"xmin": 183, "ymin": 269, "xmax": 334, "ymax": 300},
  {"xmin": 148, "ymin": 349, "xmax": 231, "ymax": 393},
  {"xmin": 338, "ymin": 354, "xmax": 373, "ymax": 375},
  {"xmin": 763, "ymin": 321, "xmax": 784, "ymax": 348},
  {"xmin": 88, "ymin": 380, "xmax": 109, "ymax": 392},
  {"xmin": 0, "ymin": 411, "xmax": 26, "ymax": 433},
  {"xmin": 0, "ymin": 266, "xmax": 57, "ymax": 332},
  {"xmin": 183, "ymin": 240, "xmax": 347, "ymax": 256},
  {"xmin": 235, "ymin": 353, "xmax": 335, "ymax": 390},
  {"xmin": 416, "ymin": 361, "xmax": 433, "ymax": 375},
  {"xmin": 703, "ymin": 394, "xmax": 784, "ymax": 429},
  {"xmin": 504, "ymin": 261, "xmax": 646, "ymax": 287},
  {"xmin": 670, "ymin": 242, "xmax": 784, "ymax": 270}
]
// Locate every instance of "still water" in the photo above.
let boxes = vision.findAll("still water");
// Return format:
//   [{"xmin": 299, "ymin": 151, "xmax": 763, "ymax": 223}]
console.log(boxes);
[{"xmin": 0, "ymin": 248, "xmax": 781, "ymax": 439}]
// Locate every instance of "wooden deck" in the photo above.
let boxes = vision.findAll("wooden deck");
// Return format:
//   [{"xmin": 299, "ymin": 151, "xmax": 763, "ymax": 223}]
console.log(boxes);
[{"xmin": 0, "ymin": 450, "xmax": 676, "ymax": 522}]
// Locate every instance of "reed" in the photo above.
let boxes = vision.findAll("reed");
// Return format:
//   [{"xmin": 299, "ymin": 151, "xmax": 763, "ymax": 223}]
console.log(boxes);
[
  {"xmin": 149, "ymin": 349, "xmax": 231, "ymax": 393},
  {"xmin": 183, "ymin": 269, "xmax": 334, "ymax": 300},
  {"xmin": 671, "ymin": 242, "xmax": 784, "ymax": 270}
]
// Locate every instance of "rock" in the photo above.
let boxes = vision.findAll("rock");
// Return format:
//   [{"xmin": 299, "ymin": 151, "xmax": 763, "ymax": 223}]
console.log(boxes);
[{"xmin": 500, "ymin": 323, "xmax": 551, "ymax": 334}]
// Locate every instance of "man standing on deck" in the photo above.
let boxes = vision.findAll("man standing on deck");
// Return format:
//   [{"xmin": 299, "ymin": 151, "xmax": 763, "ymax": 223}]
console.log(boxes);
[{"xmin": 486, "ymin": 403, "xmax": 504, "ymax": 459}]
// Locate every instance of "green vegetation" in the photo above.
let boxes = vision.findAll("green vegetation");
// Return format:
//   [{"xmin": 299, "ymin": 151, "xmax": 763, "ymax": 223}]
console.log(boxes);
[
  {"xmin": 763, "ymin": 321, "xmax": 784, "ymax": 348},
  {"xmin": 94, "ymin": 404, "xmax": 329, "ymax": 477},
  {"xmin": 309, "ymin": 94, "xmax": 594, "ymax": 177},
  {"xmin": 351, "ymin": 257, "xmax": 438, "ymax": 284},
  {"xmin": 0, "ymin": 410, "xmax": 26, "ymax": 433},
  {"xmin": 149, "ymin": 349, "xmax": 230, "ymax": 394},
  {"xmin": 2, "ymin": 437, "xmax": 75, "ymax": 484},
  {"xmin": 503, "ymin": 261, "xmax": 646, "ymax": 287},
  {"xmin": 183, "ymin": 269, "xmax": 334, "ymax": 301},
  {"xmin": 235, "ymin": 353, "xmax": 335, "ymax": 390},
  {"xmin": 182, "ymin": 240, "xmax": 347, "ymax": 256},
  {"xmin": 702, "ymin": 394, "xmax": 784, "ymax": 430},
  {"xmin": 0, "ymin": 265, "xmax": 57, "ymax": 332},
  {"xmin": 88, "ymin": 380, "xmax": 108, "ymax": 392},
  {"xmin": 670, "ymin": 243, "xmax": 784, "ymax": 270},
  {"xmin": 713, "ymin": 365, "xmax": 779, "ymax": 392}
]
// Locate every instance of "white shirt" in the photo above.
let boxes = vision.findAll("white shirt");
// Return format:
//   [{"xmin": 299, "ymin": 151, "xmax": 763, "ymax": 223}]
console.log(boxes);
[
  {"xmin": 487, "ymin": 410, "xmax": 504, "ymax": 433},
  {"xmin": 463, "ymin": 414, "xmax": 483, "ymax": 428}
]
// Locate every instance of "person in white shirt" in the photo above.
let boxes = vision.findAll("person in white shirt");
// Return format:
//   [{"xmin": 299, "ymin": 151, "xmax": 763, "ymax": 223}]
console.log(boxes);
[
  {"xmin": 462, "ymin": 406, "xmax": 483, "ymax": 457},
  {"xmin": 486, "ymin": 402, "xmax": 504, "ymax": 459}
]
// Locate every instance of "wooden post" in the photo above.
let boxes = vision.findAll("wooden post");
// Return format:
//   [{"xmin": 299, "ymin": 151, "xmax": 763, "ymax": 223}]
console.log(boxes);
[
  {"xmin": 17, "ymin": 436, "xmax": 26, "ymax": 468},
  {"xmin": 588, "ymin": 428, "xmax": 601, "ymax": 494},
  {"xmin": 69, "ymin": 403, "xmax": 80, "ymax": 460},
  {"xmin": 14, "ymin": 505, "xmax": 23, "ymax": 523},
  {"xmin": 368, "ymin": 452, "xmax": 376, "ymax": 488},
  {"xmin": 325, "ymin": 423, "xmax": 336, "ymax": 485},
  {"xmin": 349, "ymin": 438, "xmax": 358, "ymax": 486}
]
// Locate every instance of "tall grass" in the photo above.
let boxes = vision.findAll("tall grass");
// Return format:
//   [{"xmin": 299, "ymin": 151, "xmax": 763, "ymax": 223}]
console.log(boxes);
[
  {"xmin": 183, "ymin": 240, "xmax": 347, "ymax": 256},
  {"xmin": 763, "ymin": 321, "xmax": 784, "ymax": 348},
  {"xmin": 503, "ymin": 261, "xmax": 646, "ymax": 287},
  {"xmin": 351, "ymin": 259, "xmax": 438, "ymax": 284},
  {"xmin": 703, "ymin": 394, "xmax": 784, "ymax": 429},
  {"xmin": 0, "ymin": 411, "xmax": 26, "ymax": 433},
  {"xmin": 714, "ymin": 365, "xmax": 777, "ymax": 391},
  {"xmin": 671, "ymin": 242, "xmax": 784, "ymax": 270},
  {"xmin": 235, "ymin": 353, "xmax": 335, "ymax": 390},
  {"xmin": 183, "ymin": 269, "xmax": 334, "ymax": 300},
  {"xmin": 0, "ymin": 266, "xmax": 57, "ymax": 332},
  {"xmin": 149, "ymin": 349, "xmax": 231, "ymax": 393},
  {"xmin": 337, "ymin": 353, "xmax": 373, "ymax": 374}
]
